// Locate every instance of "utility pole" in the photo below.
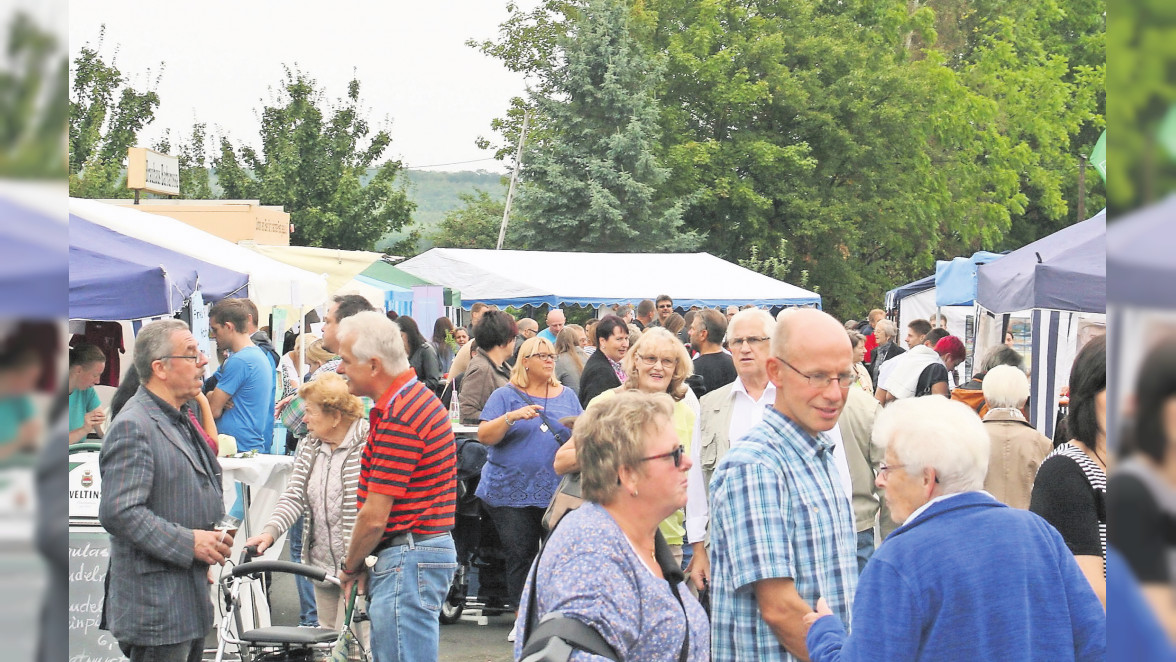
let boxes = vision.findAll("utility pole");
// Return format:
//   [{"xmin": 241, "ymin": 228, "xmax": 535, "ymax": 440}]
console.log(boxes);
[
  {"xmin": 1077, "ymin": 153, "xmax": 1086, "ymax": 221},
  {"xmin": 497, "ymin": 110, "xmax": 531, "ymax": 250}
]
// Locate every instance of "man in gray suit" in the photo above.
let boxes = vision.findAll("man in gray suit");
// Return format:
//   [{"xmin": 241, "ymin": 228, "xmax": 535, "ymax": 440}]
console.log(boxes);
[{"xmin": 99, "ymin": 320, "xmax": 233, "ymax": 662}]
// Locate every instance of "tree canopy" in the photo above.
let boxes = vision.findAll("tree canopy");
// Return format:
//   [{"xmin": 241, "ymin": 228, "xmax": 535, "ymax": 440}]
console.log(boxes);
[{"xmin": 473, "ymin": 0, "xmax": 1105, "ymax": 318}]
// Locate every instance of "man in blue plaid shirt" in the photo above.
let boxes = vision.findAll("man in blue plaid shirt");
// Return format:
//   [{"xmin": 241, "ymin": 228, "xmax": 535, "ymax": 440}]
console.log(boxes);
[{"xmin": 709, "ymin": 308, "xmax": 859, "ymax": 662}]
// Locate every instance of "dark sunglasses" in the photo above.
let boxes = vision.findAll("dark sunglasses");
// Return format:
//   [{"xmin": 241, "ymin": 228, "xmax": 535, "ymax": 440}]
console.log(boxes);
[{"xmin": 641, "ymin": 444, "xmax": 686, "ymax": 468}]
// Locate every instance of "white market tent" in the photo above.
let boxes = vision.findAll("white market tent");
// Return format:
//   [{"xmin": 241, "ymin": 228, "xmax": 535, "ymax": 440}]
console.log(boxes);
[
  {"xmin": 395, "ymin": 248, "xmax": 822, "ymax": 309},
  {"xmin": 70, "ymin": 198, "xmax": 329, "ymax": 310},
  {"xmin": 248, "ymin": 244, "xmax": 385, "ymax": 296}
]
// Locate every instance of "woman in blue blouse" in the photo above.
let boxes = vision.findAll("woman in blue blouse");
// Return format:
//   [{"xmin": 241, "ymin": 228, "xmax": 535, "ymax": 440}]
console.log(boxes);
[
  {"xmin": 478, "ymin": 335, "xmax": 582, "ymax": 633},
  {"xmin": 515, "ymin": 390, "xmax": 709, "ymax": 661}
]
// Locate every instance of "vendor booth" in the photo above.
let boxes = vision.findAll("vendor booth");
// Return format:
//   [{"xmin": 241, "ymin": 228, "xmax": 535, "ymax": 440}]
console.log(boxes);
[
  {"xmin": 1, "ymin": 194, "xmax": 67, "ymax": 318},
  {"xmin": 394, "ymin": 248, "xmax": 822, "ymax": 309},
  {"xmin": 976, "ymin": 209, "xmax": 1107, "ymax": 438},
  {"xmin": 1107, "ymin": 196, "xmax": 1176, "ymax": 448},
  {"xmin": 70, "ymin": 198, "xmax": 329, "ymax": 311}
]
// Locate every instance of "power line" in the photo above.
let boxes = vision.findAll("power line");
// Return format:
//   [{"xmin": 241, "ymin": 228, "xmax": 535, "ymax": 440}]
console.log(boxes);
[{"xmin": 403, "ymin": 157, "xmax": 500, "ymax": 170}]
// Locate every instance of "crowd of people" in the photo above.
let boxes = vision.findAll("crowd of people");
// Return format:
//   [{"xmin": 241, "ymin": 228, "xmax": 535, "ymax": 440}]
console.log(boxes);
[{"xmin": 89, "ymin": 292, "xmax": 1108, "ymax": 662}]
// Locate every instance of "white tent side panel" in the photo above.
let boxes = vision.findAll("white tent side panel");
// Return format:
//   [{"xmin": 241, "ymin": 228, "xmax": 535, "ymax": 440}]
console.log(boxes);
[{"xmin": 395, "ymin": 248, "xmax": 821, "ymax": 308}]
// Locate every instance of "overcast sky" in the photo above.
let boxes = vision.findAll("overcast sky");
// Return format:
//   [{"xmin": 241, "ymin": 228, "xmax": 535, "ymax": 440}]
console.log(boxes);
[{"xmin": 68, "ymin": 1, "xmax": 539, "ymax": 174}]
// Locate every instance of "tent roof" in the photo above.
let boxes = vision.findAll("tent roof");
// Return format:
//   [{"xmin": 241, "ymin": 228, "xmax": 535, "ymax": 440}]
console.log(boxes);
[
  {"xmin": 884, "ymin": 275, "xmax": 935, "ymax": 311},
  {"xmin": 934, "ymin": 251, "xmax": 1004, "ymax": 307},
  {"xmin": 70, "ymin": 198, "xmax": 328, "ymax": 309},
  {"xmin": 395, "ymin": 249, "xmax": 821, "ymax": 309},
  {"xmin": 249, "ymin": 245, "xmax": 384, "ymax": 298},
  {"xmin": 1108, "ymin": 195, "xmax": 1176, "ymax": 308},
  {"xmin": 70, "ymin": 216, "xmax": 249, "ymax": 320},
  {"xmin": 976, "ymin": 209, "xmax": 1106, "ymax": 314},
  {"xmin": 361, "ymin": 260, "xmax": 435, "ymax": 288},
  {"xmin": 0, "ymin": 195, "xmax": 67, "ymax": 319}
]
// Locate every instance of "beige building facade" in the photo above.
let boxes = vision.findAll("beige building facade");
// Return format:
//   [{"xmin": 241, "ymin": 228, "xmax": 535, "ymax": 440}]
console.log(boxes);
[{"xmin": 100, "ymin": 198, "xmax": 291, "ymax": 245}]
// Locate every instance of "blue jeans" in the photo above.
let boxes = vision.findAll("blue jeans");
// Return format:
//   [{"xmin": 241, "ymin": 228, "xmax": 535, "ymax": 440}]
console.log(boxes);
[
  {"xmin": 288, "ymin": 514, "xmax": 319, "ymax": 626},
  {"xmin": 367, "ymin": 533, "xmax": 457, "ymax": 662},
  {"xmin": 856, "ymin": 528, "xmax": 876, "ymax": 575}
]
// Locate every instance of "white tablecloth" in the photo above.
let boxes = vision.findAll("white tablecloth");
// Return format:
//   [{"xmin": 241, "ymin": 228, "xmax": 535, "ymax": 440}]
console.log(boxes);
[{"xmin": 220, "ymin": 454, "xmax": 295, "ymax": 559}]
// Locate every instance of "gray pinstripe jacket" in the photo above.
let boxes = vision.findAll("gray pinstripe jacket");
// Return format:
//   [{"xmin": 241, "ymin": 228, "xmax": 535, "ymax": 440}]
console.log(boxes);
[{"xmin": 98, "ymin": 387, "xmax": 225, "ymax": 646}]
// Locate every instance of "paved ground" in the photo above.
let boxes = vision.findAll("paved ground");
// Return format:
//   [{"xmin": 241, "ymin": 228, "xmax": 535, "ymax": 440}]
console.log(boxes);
[{"xmin": 206, "ymin": 545, "xmax": 515, "ymax": 661}]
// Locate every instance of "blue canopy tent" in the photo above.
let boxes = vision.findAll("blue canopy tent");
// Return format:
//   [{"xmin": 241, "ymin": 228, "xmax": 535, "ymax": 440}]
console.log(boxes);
[
  {"xmin": 976, "ymin": 209, "xmax": 1106, "ymax": 315},
  {"xmin": 883, "ymin": 275, "xmax": 934, "ymax": 313},
  {"xmin": 975, "ymin": 209, "xmax": 1107, "ymax": 438},
  {"xmin": 0, "ymin": 196, "xmax": 67, "ymax": 319},
  {"xmin": 1108, "ymin": 195, "xmax": 1176, "ymax": 309},
  {"xmin": 70, "ymin": 215, "xmax": 249, "ymax": 321},
  {"xmin": 935, "ymin": 251, "xmax": 1004, "ymax": 307}
]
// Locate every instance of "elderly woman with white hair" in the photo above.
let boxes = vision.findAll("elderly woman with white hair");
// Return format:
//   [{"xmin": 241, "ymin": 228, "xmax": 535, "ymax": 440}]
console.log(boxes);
[
  {"xmin": 802, "ymin": 396, "xmax": 1104, "ymax": 662},
  {"xmin": 980, "ymin": 365, "xmax": 1052, "ymax": 509}
]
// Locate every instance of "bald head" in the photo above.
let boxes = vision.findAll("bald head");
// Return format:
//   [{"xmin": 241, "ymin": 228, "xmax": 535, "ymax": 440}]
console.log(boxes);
[
  {"xmin": 518, "ymin": 318, "xmax": 539, "ymax": 334},
  {"xmin": 545, "ymin": 309, "xmax": 566, "ymax": 336},
  {"xmin": 773, "ymin": 308, "xmax": 853, "ymax": 364}
]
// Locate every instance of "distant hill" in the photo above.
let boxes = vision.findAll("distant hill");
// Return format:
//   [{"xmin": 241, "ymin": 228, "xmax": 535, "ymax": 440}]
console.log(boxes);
[{"xmin": 378, "ymin": 169, "xmax": 508, "ymax": 253}]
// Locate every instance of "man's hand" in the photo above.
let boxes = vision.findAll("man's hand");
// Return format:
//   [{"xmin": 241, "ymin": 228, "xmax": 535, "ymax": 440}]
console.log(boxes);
[
  {"xmin": 339, "ymin": 565, "xmax": 369, "ymax": 600},
  {"xmin": 244, "ymin": 532, "xmax": 276, "ymax": 554},
  {"xmin": 688, "ymin": 542, "xmax": 710, "ymax": 591},
  {"xmin": 194, "ymin": 529, "xmax": 233, "ymax": 565}
]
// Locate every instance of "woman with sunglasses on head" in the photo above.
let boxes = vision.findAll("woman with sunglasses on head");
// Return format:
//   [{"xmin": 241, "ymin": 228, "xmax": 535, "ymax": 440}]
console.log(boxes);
[
  {"xmin": 560, "ymin": 328, "xmax": 697, "ymax": 565},
  {"xmin": 477, "ymin": 335, "xmax": 583, "ymax": 641},
  {"xmin": 515, "ymin": 391, "xmax": 709, "ymax": 661}
]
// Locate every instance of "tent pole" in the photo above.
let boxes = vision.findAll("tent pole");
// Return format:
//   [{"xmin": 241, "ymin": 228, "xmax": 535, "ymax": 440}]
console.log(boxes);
[{"xmin": 497, "ymin": 110, "xmax": 530, "ymax": 250}]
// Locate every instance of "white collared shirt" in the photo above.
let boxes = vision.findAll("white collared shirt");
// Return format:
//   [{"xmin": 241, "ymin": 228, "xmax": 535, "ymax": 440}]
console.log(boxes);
[{"xmin": 685, "ymin": 378, "xmax": 776, "ymax": 542}]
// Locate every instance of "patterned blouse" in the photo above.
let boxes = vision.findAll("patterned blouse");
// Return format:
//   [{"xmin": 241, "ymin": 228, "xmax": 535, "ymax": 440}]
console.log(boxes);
[{"xmin": 515, "ymin": 502, "xmax": 710, "ymax": 661}]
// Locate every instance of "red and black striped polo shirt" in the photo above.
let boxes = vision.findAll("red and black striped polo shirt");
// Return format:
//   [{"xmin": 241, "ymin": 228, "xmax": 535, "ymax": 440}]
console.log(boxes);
[{"xmin": 357, "ymin": 369, "xmax": 456, "ymax": 538}]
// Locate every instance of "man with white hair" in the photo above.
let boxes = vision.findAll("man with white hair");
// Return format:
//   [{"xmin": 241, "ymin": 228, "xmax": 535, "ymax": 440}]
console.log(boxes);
[
  {"xmin": 536, "ymin": 308, "xmax": 565, "ymax": 344},
  {"xmin": 335, "ymin": 311, "xmax": 457, "ymax": 662},
  {"xmin": 803, "ymin": 396, "xmax": 1104, "ymax": 662},
  {"xmin": 726, "ymin": 305, "xmax": 739, "ymax": 322},
  {"xmin": 709, "ymin": 309, "xmax": 858, "ymax": 662},
  {"xmin": 980, "ymin": 365, "xmax": 1052, "ymax": 509}
]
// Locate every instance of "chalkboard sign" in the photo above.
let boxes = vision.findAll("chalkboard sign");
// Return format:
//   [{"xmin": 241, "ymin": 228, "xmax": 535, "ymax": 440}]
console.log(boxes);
[{"xmin": 69, "ymin": 526, "xmax": 127, "ymax": 662}]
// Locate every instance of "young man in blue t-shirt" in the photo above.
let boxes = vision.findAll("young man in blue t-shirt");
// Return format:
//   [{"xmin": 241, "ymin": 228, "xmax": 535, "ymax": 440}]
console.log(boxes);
[{"xmin": 207, "ymin": 299, "xmax": 275, "ymax": 454}]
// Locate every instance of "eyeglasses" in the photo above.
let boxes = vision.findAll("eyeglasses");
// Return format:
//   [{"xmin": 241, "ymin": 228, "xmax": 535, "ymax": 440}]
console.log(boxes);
[
  {"xmin": 728, "ymin": 336, "xmax": 770, "ymax": 348},
  {"xmin": 160, "ymin": 354, "xmax": 202, "ymax": 363},
  {"xmin": 638, "ymin": 354, "xmax": 677, "ymax": 369},
  {"xmin": 877, "ymin": 462, "xmax": 906, "ymax": 477},
  {"xmin": 657, "ymin": 304, "xmax": 674, "ymax": 309},
  {"xmin": 777, "ymin": 357, "xmax": 855, "ymax": 389},
  {"xmin": 528, "ymin": 353, "xmax": 556, "ymax": 361},
  {"xmin": 641, "ymin": 445, "xmax": 686, "ymax": 468}
]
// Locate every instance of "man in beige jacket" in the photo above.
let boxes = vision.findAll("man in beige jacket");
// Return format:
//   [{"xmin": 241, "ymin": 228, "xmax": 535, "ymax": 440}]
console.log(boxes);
[{"xmin": 980, "ymin": 365, "xmax": 1052, "ymax": 509}]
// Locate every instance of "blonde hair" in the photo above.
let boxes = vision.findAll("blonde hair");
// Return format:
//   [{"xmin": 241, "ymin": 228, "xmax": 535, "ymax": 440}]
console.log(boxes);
[
  {"xmin": 622, "ymin": 327, "xmax": 692, "ymax": 401},
  {"xmin": 577, "ymin": 391, "xmax": 675, "ymax": 504},
  {"xmin": 304, "ymin": 338, "xmax": 334, "ymax": 368},
  {"xmin": 299, "ymin": 372, "xmax": 364, "ymax": 420},
  {"xmin": 510, "ymin": 336, "xmax": 560, "ymax": 389}
]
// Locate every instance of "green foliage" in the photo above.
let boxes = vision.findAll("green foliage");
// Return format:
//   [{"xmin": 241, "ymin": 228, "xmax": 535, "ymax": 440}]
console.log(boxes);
[
  {"xmin": 475, "ymin": 0, "xmax": 1104, "ymax": 319},
  {"xmin": 432, "ymin": 189, "xmax": 509, "ymax": 249},
  {"xmin": 153, "ymin": 122, "xmax": 213, "ymax": 199},
  {"xmin": 0, "ymin": 13, "xmax": 67, "ymax": 178},
  {"xmin": 212, "ymin": 68, "xmax": 415, "ymax": 251},
  {"xmin": 513, "ymin": 0, "xmax": 700, "ymax": 252},
  {"xmin": 68, "ymin": 27, "xmax": 161, "ymax": 197}
]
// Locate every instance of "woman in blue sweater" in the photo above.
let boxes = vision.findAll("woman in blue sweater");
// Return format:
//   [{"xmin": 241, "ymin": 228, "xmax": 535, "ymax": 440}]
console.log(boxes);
[{"xmin": 802, "ymin": 396, "xmax": 1105, "ymax": 662}]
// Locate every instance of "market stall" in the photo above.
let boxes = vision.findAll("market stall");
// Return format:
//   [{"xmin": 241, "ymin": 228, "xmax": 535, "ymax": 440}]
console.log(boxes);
[{"xmin": 395, "ymin": 248, "xmax": 821, "ymax": 309}]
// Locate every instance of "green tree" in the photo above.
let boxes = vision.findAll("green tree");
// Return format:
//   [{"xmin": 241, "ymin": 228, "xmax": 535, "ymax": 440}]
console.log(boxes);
[
  {"xmin": 153, "ymin": 122, "xmax": 213, "ymax": 199},
  {"xmin": 0, "ymin": 13, "xmax": 67, "ymax": 177},
  {"xmin": 213, "ymin": 68, "xmax": 415, "ymax": 251},
  {"xmin": 512, "ymin": 0, "xmax": 700, "ymax": 252},
  {"xmin": 431, "ymin": 190, "xmax": 509, "ymax": 249},
  {"xmin": 68, "ymin": 28, "xmax": 161, "ymax": 197}
]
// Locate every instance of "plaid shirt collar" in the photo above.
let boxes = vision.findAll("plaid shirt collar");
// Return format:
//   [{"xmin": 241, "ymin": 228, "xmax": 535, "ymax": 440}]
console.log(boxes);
[{"xmin": 762, "ymin": 405, "xmax": 837, "ymax": 457}]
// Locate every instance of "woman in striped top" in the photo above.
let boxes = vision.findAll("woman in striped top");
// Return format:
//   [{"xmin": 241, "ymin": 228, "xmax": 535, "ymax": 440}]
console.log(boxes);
[
  {"xmin": 245, "ymin": 373, "xmax": 371, "ymax": 637},
  {"xmin": 1030, "ymin": 335, "xmax": 1107, "ymax": 608}
]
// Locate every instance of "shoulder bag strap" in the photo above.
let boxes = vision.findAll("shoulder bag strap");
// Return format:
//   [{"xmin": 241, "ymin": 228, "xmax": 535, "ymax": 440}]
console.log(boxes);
[{"xmin": 653, "ymin": 531, "xmax": 690, "ymax": 662}]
